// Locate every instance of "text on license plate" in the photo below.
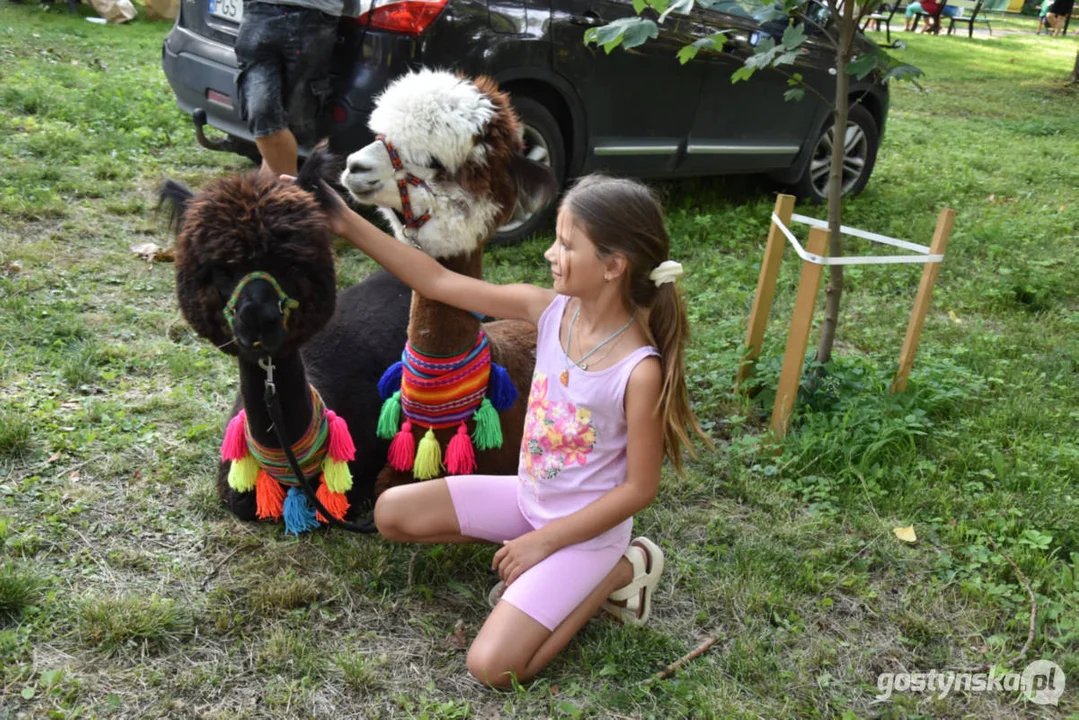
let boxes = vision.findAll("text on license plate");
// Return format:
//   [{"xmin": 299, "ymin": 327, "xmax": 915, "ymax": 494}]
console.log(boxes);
[{"xmin": 208, "ymin": 0, "xmax": 243, "ymax": 22}]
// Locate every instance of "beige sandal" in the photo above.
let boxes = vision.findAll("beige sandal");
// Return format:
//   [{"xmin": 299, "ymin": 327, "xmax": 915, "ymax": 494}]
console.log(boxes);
[
  {"xmin": 602, "ymin": 537, "xmax": 664, "ymax": 626},
  {"xmin": 487, "ymin": 580, "xmax": 505, "ymax": 609}
]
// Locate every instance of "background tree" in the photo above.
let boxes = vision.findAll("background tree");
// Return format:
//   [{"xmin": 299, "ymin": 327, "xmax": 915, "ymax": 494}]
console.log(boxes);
[{"xmin": 588, "ymin": 0, "xmax": 921, "ymax": 365}]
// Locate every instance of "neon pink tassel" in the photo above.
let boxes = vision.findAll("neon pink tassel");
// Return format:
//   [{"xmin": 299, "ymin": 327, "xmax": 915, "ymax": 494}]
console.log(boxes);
[
  {"xmin": 387, "ymin": 420, "xmax": 415, "ymax": 472},
  {"xmin": 445, "ymin": 422, "xmax": 476, "ymax": 475},
  {"xmin": 221, "ymin": 410, "xmax": 248, "ymax": 461},
  {"xmin": 325, "ymin": 410, "xmax": 356, "ymax": 462}
]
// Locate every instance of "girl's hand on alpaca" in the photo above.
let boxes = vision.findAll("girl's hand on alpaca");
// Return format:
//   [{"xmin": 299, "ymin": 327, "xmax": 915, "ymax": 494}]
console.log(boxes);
[
  {"xmin": 493, "ymin": 531, "xmax": 554, "ymax": 586},
  {"xmin": 278, "ymin": 174, "xmax": 354, "ymax": 238}
]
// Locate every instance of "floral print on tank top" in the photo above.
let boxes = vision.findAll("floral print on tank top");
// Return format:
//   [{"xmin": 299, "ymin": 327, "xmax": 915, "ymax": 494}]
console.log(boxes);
[{"xmin": 520, "ymin": 373, "xmax": 597, "ymax": 482}]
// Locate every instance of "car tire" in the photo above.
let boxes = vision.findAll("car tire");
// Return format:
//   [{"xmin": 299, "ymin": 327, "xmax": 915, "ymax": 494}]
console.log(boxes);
[
  {"xmin": 489, "ymin": 96, "xmax": 565, "ymax": 247},
  {"xmin": 790, "ymin": 104, "xmax": 879, "ymax": 203}
]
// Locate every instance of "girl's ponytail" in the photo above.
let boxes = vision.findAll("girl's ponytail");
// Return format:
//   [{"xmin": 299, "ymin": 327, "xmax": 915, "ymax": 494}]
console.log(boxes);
[{"xmin": 646, "ymin": 280, "xmax": 708, "ymax": 473}]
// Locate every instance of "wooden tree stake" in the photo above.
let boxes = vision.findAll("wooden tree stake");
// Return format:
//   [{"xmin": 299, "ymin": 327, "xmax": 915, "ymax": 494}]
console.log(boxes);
[
  {"xmin": 737, "ymin": 194, "xmax": 796, "ymax": 390},
  {"xmin": 770, "ymin": 226, "xmax": 829, "ymax": 439},
  {"xmin": 891, "ymin": 208, "xmax": 955, "ymax": 394}
]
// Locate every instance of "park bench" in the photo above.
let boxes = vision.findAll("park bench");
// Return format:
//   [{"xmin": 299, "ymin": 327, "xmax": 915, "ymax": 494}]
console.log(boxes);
[
  {"xmin": 861, "ymin": 2, "xmax": 905, "ymax": 42},
  {"xmin": 946, "ymin": 0, "xmax": 1010, "ymax": 36}
]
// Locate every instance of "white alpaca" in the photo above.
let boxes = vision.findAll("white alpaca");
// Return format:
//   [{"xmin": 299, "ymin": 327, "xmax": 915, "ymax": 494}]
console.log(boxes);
[
  {"xmin": 340, "ymin": 69, "xmax": 556, "ymax": 496},
  {"xmin": 341, "ymin": 68, "xmax": 551, "ymax": 258}
]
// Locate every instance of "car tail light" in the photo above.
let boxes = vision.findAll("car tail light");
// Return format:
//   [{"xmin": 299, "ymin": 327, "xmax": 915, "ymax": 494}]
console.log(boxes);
[{"xmin": 352, "ymin": 0, "xmax": 448, "ymax": 35}]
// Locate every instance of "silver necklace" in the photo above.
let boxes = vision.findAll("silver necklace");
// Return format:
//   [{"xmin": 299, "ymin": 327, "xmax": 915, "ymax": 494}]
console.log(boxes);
[{"xmin": 560, "ymin": 305, "xmax": 634, "ymax": 386}]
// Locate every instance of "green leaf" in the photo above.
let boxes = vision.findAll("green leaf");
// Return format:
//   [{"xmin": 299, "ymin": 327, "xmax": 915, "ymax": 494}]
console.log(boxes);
[
  {"xmin": 22, "ymin": 686, "xmax": 35, "ymax": 700},
  {"xmin": 845, "ymin": 54, "xmax": 878, "ymax": 80},
  {"xmin": 784, "ymin": 87, "xmax": 806, "ymax": 102},
  {"xmin": 585, "ymin": 17, "xmax": 659, "ymax": 52},
  {"xmin": 633, "ymin": 0, "xmax": 647, "ymax": 13},
  {"xmin": 677, "ymin": 32, "xmax": 729, "ymax": 64},
  {"xmin": 731, "ymin": 65, "xmax": 756, "ymax": 84},
  {"xmin": 776, "ymin": 50, "xmax": 799, "ymax": 67},
  {"xmin": 622, "ymin": 17, "xmax": 660, "ymax": 48},
  {"xmin": 781, "ymin": 23, "xmax": 808, "ymax": 50},
  {"xmin": 554, "ymin": 701, "xmax": 583, "ymax": 718},
  {"xmin": 787, "ymin": 71, "xmax": 804, "ymax": 86},
  {"xmin": 658, "ymin": 0, "xmax": 694, "ymax": 22}
]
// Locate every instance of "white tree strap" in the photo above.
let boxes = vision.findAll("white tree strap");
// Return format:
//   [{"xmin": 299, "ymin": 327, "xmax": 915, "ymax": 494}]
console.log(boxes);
[{"xmin": 772, "ymin": 213, "xmax": 944, "ymax": 266}]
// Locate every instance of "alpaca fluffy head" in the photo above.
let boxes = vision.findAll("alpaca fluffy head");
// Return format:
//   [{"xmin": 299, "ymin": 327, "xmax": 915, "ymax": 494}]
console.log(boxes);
[
  {"xmin": 161, "ymin": 149, "xmax": 341, "ymax": 359},
  {"xmin": 340, "ymin": 69, "xmax": 556, "ymax": 258}
]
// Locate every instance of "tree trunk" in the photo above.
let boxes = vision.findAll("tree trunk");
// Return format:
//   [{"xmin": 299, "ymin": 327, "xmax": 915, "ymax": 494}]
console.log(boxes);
[
  {"xmin": 1069, "ymin": 50, "xmax": 1079, "ymax": 84},
  {"xmin": 815, "ymin": 1, "xmax": 857, "ymax": 366}
]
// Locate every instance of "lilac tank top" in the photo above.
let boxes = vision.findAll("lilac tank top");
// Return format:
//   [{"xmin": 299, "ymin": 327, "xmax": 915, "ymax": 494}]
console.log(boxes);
[{"xmin": 517, "ymin": 294, "xmax": 660, "ymax": 551}]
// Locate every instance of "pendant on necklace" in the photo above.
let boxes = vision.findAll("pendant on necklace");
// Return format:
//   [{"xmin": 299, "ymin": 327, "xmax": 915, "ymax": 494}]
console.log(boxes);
[{"xmin": 560, "ymin": 369, "xmax": 569, "ymax": 386}]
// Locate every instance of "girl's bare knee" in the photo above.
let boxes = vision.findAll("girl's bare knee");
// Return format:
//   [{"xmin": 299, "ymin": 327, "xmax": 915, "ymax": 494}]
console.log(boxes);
[
  {"xmin": 466, "ymin": 645, "xmax": 521, "ymax": 688},
  {"xmin": 373, "ymin": 487, "xmax": 409, "ymax": 542}
]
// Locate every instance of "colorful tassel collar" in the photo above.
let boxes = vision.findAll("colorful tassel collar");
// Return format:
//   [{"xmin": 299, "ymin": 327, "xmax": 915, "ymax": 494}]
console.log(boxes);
[
  {"xmin": 376, "ymin": 328, "xmax": 517, "ymax": 480},
  {"xmin": 220, "ymin": 385, "xmax": 357, "ymax": 535}
]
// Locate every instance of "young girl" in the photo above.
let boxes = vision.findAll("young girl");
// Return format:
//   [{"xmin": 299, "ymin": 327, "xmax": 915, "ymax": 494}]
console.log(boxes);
[{"xmin": 326, "ymin": 174, "xmax": 707, "ymax": 687}]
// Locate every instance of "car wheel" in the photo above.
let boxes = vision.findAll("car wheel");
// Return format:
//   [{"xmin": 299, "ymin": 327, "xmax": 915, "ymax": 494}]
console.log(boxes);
[
  {"xmin": 489, "ymin": 96, "xmax": 565, "ymax": 247},
  {"xmin": 791, "ymin": 104, "xmax": 879, "ymax": 203}
]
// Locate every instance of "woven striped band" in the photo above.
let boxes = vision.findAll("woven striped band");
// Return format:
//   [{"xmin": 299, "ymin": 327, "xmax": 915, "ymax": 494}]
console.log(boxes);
[
  {"xmin": 401, "ymin": 330, "xmax": 491, "ymax": 429},
  {"xmin": 246, "ymin": 386, "xmax": 328, "ymax": 485}
]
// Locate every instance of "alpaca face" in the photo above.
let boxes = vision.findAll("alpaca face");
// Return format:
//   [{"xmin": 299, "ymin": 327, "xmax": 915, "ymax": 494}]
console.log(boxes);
[
  {"xmin": 341, "ymin": 70, "xmax": 555, "ymax": 259},
  {"xmin": 169, "ymin": 174, "xmax": 338, "ymax": 359}
]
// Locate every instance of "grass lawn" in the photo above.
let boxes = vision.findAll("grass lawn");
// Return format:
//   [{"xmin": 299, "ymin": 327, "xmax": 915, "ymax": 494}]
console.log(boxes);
[{"xmin": 1, "ymin": 4, "xmax": 1077, "ymax": 718}]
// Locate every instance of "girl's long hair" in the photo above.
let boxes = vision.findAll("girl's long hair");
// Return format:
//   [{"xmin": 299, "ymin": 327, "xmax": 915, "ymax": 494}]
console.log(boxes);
[{"xmin": 561, "ymin": 175, "xmax": 711, "ymax": 473}]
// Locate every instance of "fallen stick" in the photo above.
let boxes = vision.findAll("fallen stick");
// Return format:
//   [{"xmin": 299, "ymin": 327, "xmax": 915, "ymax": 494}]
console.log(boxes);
[{"xmin": 644, "ymin": 634, "xmax": 724, "ymax": 685}]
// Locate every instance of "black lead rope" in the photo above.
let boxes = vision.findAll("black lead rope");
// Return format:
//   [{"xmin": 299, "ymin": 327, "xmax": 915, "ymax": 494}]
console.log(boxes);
[{"xmin": 262, "ymin": 371, "xmax": 378, "ymax": 534}]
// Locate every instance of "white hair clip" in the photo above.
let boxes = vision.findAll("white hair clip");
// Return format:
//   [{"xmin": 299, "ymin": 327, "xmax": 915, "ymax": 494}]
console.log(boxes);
[{"xmin": 649, "ymin": 260, "xmax": 683, "ymax": 287}]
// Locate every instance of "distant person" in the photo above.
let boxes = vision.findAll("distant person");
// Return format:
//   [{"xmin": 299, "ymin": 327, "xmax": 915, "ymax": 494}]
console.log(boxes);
[
  {"xmin": 1045, "ymin": 0, "xmax": 1075, "ymax": 35},
  {"xmin": 234, "ymin": 0, "xmax": 347, "ymax": 176},
  {"xmin": 904, "ymin": 0, "xmax": 958, "ymax": 32}
]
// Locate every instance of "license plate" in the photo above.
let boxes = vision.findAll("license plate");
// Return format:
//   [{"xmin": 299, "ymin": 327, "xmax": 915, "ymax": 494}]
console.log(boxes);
[{"xmin": 208, "ymin": 0, "xmax": 243, "ymax": 23}]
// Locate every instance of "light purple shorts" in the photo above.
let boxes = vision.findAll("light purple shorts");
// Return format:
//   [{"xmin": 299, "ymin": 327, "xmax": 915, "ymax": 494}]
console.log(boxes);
[{"xmin": 446, "ymin": 474, "xmax": 628, "ymax": 631}]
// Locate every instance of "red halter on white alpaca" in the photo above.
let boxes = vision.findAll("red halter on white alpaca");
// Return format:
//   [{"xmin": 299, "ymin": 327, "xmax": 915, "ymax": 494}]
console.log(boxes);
[{"xmin": 377, "ymin": 133, "xmax": 431, "ymax": 231}]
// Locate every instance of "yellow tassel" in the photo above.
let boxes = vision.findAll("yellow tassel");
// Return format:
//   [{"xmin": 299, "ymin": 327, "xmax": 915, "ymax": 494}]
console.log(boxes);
[
  {"xmin": 413, "ymin": 427, "xmax": 442, "ymax": 480},
  {"xmin": 227, "ymin": 455, "xmax": 259, "ymax": 492},
  {"xmin": 322, "ymin": 457, "xmax": 353, "ymax": 494}
]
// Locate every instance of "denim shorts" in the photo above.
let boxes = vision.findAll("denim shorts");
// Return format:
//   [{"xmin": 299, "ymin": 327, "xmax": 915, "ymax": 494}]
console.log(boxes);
[{"xmin": 234, "ymin": 2, "xmax": 339, "ymax": 144}]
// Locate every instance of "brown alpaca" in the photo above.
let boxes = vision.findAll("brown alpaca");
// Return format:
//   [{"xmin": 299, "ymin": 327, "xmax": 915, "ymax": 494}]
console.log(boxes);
[
  {"xmin": 340, "ymin": 70, "xmax": 555, "ymax": 495},
  {"xmin": 161, "ymin": 152, "xmax": 412, "ymax": 530}
]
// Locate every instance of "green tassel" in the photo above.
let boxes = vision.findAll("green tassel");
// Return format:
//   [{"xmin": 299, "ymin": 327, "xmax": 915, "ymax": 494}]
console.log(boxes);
[
  {"xmin": 377, "ymin": 391, "xmax": 401, "ymax": 440},
  {"xmin": 413, "ymin": 427, "xmax": 442, "ymax": 480},
  {"xmin": 471, "ymin": 397, "xmax": 503, "ymax": 451},
  {"xmin": 322, "ymin": 457, "xmax": 353, "ymax": 494},
  {"xmin": 227, "ymin": 455, "xmax": 259, "ymax": 492}
]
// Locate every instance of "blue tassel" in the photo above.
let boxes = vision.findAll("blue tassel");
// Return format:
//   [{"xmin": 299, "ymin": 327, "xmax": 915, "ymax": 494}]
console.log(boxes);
[
  {"xmin": 282, "ymin": 487, "xmax": 320, "ymax": 536},
  {"xmin": 378, "ymin": 361, "xmax": 403, "ymax": 400},
  {"xmin": 488, "ymin": 363, "xmax": 517, "ymax": 412}
]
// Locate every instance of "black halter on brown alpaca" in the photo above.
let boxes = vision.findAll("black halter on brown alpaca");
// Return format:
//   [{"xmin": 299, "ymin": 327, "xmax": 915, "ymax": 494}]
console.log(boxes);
[{"xmin": 160, "ymin": 148, "xmax": 412, "ymax": 533}]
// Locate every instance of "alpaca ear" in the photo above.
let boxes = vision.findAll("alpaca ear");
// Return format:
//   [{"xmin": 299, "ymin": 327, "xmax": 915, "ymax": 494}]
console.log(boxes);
[
  {"xmin": 157, "ymin": 179, "xmax": 195, "ymax": 236},
  {"xmin": 510, "ymin": 153, "xmax": 558, "ymax": 214},
  {"xmin": 296, "ymin": 141, "xmax": 346, "ymax": 212}
]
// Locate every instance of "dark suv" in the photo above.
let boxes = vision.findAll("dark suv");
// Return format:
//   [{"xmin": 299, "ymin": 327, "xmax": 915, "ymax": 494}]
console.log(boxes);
[{"xmin": 162, "ymin": 0, "xmax": 889, "ymax": 244}]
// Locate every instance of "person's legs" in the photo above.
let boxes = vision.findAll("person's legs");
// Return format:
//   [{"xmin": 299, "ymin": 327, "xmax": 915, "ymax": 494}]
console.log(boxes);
[
  {"xmin": 467, "ymin": 545, "xmax": 635, "ymax": 687},
  {"xmin": 280, "ymin": 11, "xmax": 339, "ymax": 153},
  {"xmin": 375, "ymin": 474, "xmax": 531, "ymax": 544},
  {"xmin": 235, "ymin": 5, "xmax": 294, "ymax": 175},
  {"xmin": 255, "ymin": 129, "xmax": 299, "ymax": 177},
  {"xmin": 904, "ymin": 2, "xmax": 923, "ymax": 31}
]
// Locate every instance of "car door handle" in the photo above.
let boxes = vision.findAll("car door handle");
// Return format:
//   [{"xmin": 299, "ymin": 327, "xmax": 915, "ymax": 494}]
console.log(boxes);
[{"xmin": 570, "ymin": 10, "xmax": 604, "ymax": 27}]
